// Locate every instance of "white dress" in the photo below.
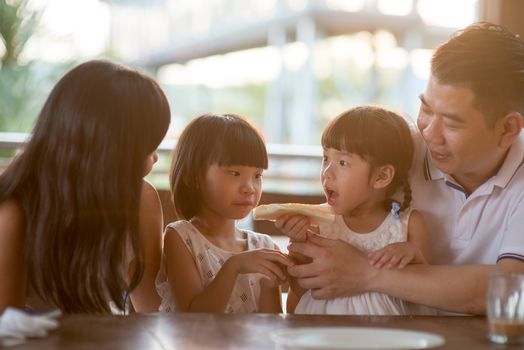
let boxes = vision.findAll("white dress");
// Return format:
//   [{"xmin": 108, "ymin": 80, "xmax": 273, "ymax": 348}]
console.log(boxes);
[
  {"xmin": 155, "ymin": 220, "xmax": 280, "ymax": 313},
  {"xmin": 295, "ymin": 210, "xmax": 433, "ymax": 315}
]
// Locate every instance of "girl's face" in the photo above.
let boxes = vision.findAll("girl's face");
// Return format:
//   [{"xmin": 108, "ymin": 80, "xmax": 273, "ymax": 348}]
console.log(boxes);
[
  {"xmin": 143, "ymin": 150, "xmax": 159, "ymax": 177},
  {"xmin": 200, "ymin": 163, "xmax": 263, "ymax": 220},
  {"xmin": 321, "ymin": 147, "xmax": 378, "ymax": 215}
]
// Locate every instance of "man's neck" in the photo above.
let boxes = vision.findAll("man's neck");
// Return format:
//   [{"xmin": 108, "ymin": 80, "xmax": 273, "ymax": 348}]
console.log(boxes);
[{"xmin": 452, "ymin": 149, "xmax": 510, "ymax": 195}]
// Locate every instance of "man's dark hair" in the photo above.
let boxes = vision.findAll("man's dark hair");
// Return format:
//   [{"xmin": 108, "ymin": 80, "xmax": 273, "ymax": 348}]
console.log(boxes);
[{"xmin": 431, "ymin": 22, "xmax": 524, "ymax": 126}]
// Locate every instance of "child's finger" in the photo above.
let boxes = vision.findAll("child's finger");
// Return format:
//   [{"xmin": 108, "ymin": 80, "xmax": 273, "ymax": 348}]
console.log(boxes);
[
  {"xmin": 262, "ymin": 249, "xmax": 295, "ymax": 267},
  {"xmin": 388, "ymin": 254, "xmax": 402, "ymax": 267},
  {"xmin": 375, "ymin": 253, "xmax": 394, "ymax": 268},
  {"xmin": 285, "ymin": 216, "xmax": 310, "ymax": 235},
  {"xmin": 289, "ymin": 221, "xmax": 309, "ymax": 241},
  {"xmin": 257, "ymin": 265, "xmax": 280, "ymax": 282},
  {"xmin": 274, "ymin": 214, "xmax": 291, "ymax": 229},
  {"xmin": 368, "ymin": 249, "xmax": 384, "ymax": 262},
  {"xmin": 261, "ymin": 260, "xmax": 286, "ymax": 280},
  {"xmin": 398, "ymin": 256, "xmax": 412, "ymax": 269}
]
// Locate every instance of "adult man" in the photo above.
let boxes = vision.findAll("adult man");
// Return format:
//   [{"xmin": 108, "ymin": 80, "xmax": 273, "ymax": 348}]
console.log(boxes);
[{"xmin": 281, "ymin": 22, "xmax": 524, "ymax": 314}]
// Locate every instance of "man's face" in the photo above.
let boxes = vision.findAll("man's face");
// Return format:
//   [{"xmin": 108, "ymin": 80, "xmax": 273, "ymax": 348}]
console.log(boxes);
[{"xmin": 417, "ymin": 76, "xmax": 505, "ymax": 190}]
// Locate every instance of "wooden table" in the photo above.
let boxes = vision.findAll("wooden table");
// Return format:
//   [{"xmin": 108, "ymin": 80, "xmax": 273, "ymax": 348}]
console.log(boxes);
[{"xmin": 13, "ymin": 313, "xmax": 512, "ymax": 349}]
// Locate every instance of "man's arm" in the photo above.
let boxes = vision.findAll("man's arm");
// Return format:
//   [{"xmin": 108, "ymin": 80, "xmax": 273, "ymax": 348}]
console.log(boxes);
[
  {"xmin": 372, "ymin": 259, "xmax": 524, "ymax": 314},
  {"xmin": 287, "ymin": 233, "xmax": 524, "ymax": 315}
]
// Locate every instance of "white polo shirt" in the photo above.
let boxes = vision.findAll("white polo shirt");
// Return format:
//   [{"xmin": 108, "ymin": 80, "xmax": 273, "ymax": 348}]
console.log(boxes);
[{"xmin": 410, "ymin": 131, "xmax": 524, "ymax": 265}]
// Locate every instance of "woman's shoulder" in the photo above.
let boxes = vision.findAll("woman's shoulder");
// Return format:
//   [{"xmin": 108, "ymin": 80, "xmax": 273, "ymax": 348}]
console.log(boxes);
[
  {"xmin": 140, "ymin": 179, "xmax": 161, "ymax": 205},
  {"xmin": 138, "ymin": 180, "xmax": 163, "ymax": 242},
  {"xmin": 0, "ymin": 199, "xmax": 25, "ymax": 236},
  {"xmin": 0, "ymin": 199, "xmax": 26, "ymax": 311}
]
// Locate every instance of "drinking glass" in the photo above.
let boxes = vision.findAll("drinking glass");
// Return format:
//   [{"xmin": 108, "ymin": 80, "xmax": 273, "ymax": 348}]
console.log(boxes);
[{"xmin": 487, "ymin": 272, "xmax": 524, "ymax": 345}]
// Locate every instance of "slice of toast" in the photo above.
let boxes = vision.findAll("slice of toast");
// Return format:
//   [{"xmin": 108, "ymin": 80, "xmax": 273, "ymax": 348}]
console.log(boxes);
[{"xmin": 253, "ymin": 203, "xmax": 335, "ymax": 226}]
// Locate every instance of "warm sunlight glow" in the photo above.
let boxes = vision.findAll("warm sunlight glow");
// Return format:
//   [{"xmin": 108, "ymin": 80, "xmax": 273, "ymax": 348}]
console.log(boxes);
[
  {"xmin": 158, "ymin": 47, "xmax": 281, "ymax": 87},
  {"xmin": 410, "ymin": 49, "xmax": 433, "ymax": 79},
  {"xmin": 25, "ymin": 0, "xmax": 110, "ymax": 62},
  {"xmin": 417, "ymin": 0, "xmax": 478, "ymax": 27},
  {"xmin": 325, "ymin": 0, "xmax": 365, "ymax": 12},
  {"xmin": 377, "ymin": 0, "xmax": 413, "ymax": 16}
]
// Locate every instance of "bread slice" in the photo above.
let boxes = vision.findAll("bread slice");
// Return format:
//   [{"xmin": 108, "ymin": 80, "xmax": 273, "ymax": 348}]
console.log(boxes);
[{"xmin": 252, "ymin": 203, "xmax": 335, "ymax": 226}]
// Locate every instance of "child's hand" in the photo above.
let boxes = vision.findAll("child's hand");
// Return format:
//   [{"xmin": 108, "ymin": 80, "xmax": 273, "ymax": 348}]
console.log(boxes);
[
  {"xmin": 227, "ymin": 248, "xmax": 293, "ymax": 285},
  {"xmin": 287, "ymin": 275, "xmax": 307, "ymax": 298},
  {"xmin": 368, "ymin": 242, "xmax": 417, "ymax": 269},
  {"xmin": 274, "ymin": 214, "xmax": 312, "ymax": 242}
]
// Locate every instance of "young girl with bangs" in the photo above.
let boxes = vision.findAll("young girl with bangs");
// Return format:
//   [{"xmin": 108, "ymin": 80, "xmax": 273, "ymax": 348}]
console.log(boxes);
[
  {"xmin": 156, "ymin": 113, "xmax": 292, "ymax": 313},
  {"xmin": 0, "ymin": 60, "xmax": 170, "ymax": 314},
  {"xmin": 277, "ymin": 105, "xmax": 433, "ymax": 315}
]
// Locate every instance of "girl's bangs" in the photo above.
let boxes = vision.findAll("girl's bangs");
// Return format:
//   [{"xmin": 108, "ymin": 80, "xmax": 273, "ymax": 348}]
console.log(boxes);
[
  {"xmin": 321, "ymin": 115, "xmax": 371, "ymax": 157},
  {"xmin": 210, "ymin": 122, "xmax": 268, "ymax": 169}
]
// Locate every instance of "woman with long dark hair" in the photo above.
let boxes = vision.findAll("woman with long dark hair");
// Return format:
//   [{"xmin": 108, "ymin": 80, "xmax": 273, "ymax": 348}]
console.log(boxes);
[{"xmin": 0, "ymin": 60, "xmax": 170, "ymax": 313}]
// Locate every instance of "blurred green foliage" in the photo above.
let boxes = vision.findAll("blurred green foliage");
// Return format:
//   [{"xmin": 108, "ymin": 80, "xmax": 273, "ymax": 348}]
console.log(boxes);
[{"xmin": 0, "ymin": 0, "xmax": 67, "ymax": 132}]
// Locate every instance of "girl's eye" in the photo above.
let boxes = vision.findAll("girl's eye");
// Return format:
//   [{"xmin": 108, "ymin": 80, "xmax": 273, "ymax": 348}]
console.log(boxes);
[
  {"xmin": 255, "ymin": 173, "xmax": 263, "ymax": 179},
  {"xmin": 339, "ymin": 160, "xmax": 348, "ymax": 166},
  {"xmin": 229, "ymin": 171, "xmax": 240, "ymax": 176},
  {"xmin": 322, "ymin": 155, "xmax": 328, "ymax": 163}
]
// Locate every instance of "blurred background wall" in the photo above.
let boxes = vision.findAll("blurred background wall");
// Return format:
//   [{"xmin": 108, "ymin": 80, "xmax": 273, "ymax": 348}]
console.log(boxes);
[{"xmin": 1, "ymin": 0, "xmax": 522, "ymax": 197}]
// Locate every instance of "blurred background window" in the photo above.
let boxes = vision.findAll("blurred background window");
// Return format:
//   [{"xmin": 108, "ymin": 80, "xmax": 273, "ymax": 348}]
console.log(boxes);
[{"xmin": 1, "ymin": 0, "xmax": 521, "ymax": 196}]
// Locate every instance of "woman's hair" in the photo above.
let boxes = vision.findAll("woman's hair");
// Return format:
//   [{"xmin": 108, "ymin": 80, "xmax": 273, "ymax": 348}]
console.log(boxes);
[
  {"xmin": 431, "ymin": 22, "xmax": 524, "ymax": 126},
  {"xmin": 321, "ymin": 105, "xmax": 414, "ymax": 211},
  {"xmin": 0, "ymin": 60, "xmax": 170, "ymax": 313},
  {"xmin": 170, "ymin": 113, "xmax": 268, "ymax": 220}
]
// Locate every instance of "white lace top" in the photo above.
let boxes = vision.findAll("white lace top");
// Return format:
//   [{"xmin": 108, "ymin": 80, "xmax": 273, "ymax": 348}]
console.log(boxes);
[
  {"xmin": 155, "ymin": 220, "xmax": 279, "ymax": 313},
  {"xmin": 296, "ymin": 210, "xmax": 435, "ymax": 315}
]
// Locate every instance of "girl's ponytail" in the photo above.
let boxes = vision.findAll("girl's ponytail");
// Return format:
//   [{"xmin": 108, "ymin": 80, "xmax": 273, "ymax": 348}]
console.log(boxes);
[{"xmin": 400, "ymin": 180, "xmax": 412, "ymax": 212}]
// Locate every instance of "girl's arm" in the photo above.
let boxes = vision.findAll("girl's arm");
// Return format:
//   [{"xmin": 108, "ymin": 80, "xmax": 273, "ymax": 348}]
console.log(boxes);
[
  {"xmin": 165, "ymin": 229, "xmax": 292, "ymax": 312},
  {"xmin": 129, "ymin": 180, "xmax": 162, "ymax": 312},
  {"xmin": 406, "ymin": 209, "xmax": 431, "ymax": 264},
  {"xmin": 286, "ymin": 290, "xmax": 301, "ymax": 314},
  {"xmin": 258, "ymin": 284, "xmax": 282, "ymax": 313},
  {"xmin": 285, "ymin": 271, "xmax": 308, "ymax": 313},
  {"xmin": 164, "ymin": 227, "xmax": 235, "ymax": 312},
  {"xmin": 0, "ymin": 200, "xmax": 27, "ymax": 312}
]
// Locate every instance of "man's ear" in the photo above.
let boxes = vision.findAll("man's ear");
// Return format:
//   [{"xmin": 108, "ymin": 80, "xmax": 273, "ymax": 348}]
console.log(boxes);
[
  {"xmin": 373, "ymin": 165, "xmax": 395, "ymax": 190},
  {"xmin": 497, "ymin": 112, "xmax": 523, "ymax": 149}
]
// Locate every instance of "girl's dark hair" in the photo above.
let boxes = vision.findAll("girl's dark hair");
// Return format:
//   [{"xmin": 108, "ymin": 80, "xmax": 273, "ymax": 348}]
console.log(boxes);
[
  {"xmin": 431, "ymin": 22, "xmax": 524, "ymax": 126},
  {"xmin": 322, "ymin": 105, "xmax": 413, "ymax": 211},
  {"xmin": 0, "ymin": 60, "xmax": 170, "ymax": 313},
  {"xmin": 170, "ymin": 113, "xmax": 268, "ymax": 220}
]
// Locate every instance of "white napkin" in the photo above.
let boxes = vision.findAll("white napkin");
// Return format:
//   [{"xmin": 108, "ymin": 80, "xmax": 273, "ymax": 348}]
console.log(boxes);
[{"xmin": 0, "ymin": 308, "xmax": 61, "ymax": 347}]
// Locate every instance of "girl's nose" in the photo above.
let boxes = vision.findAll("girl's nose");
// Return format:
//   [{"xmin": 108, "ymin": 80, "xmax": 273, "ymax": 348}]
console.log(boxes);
[
  {"xmin": 321, "ymin": 162, "xmax": 334, "ymax": 180},
  {"xmin": 152, "ymin": 151, "xmax": 159, "ymax": 164},
  {"xmin": 241, "ymin": 179, "xmax": 255, "ymax": 194}
]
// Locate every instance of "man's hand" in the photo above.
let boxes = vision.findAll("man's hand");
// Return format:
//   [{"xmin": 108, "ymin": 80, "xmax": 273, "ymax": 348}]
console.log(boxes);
[{"xmin": 287, "ymin": 232, "xmax": 377, "ymax": 299}]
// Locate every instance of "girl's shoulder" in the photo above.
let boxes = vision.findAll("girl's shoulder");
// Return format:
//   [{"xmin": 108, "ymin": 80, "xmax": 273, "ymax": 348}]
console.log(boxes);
[
  {"xmin": 398, "ymin": 207, "xmax": 413, "ymax": 221},
  {"xmin": 165, "ymin": 220, "xmax": 195, "ymax": 236}
]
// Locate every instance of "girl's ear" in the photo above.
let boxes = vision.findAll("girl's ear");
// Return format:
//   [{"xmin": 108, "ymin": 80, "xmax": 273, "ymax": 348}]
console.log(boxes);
[{"xmin": 373, "ymin": 165, "xmax": 395, "ymax": 189}]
